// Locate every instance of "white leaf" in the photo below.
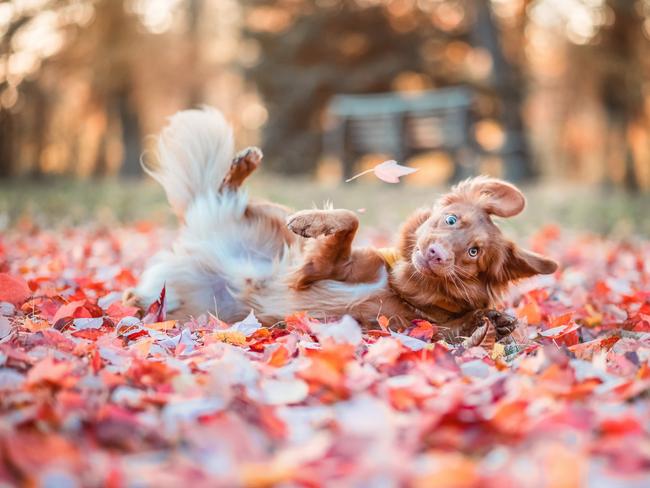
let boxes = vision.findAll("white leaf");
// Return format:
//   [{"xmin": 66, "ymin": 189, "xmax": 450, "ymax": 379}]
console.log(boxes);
[
  {"xmin": 73, "ymin": 317, "xmax": 104, "ymax": 330},
  {"xmin": 231, "ymin": 310, "xmax": 261, "ymax": 337},
  {"xmin": 311, "ymin": 315, "xmax": 362, "ymax": 345},
  {"xmin": 162, "ymin": 397, "xmax": 225, "ymax": 432},
  {"xmin": 460, "ymin": 359, "xmax": 492, "ymax": 378},
  {"xmin": 539, "ymin": 325, "xmax": 569, "ymax": 337},
  {"xmin": 0, "ymin": 302, "xmax": 15, "ymax": 316},
  {"xmin": 0, "ymin": 316, "xmax": 12, "ymax": 340},
  {"xmin": 97, "ymin": 291, "xmax": 122, "ymax": 309},
  {"xmin": 390, "ymin": 331, "xmax": 427, "ymax": 351},
  {"xmin": 0, "ymin": 368, "xmax": 25, "ymax": 391},
  {"xmin": 116, "ymin": 316, "xmax": 141, "ymax": 329},
  {"xmin": 260, "ymin": 378, "xmax": 309, "ymax": 405}
]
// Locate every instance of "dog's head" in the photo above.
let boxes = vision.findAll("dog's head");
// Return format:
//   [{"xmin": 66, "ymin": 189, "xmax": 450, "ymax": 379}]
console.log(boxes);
[{"xmin": 410, "ymin": 176, "xmax": 557, "ymax": 296}]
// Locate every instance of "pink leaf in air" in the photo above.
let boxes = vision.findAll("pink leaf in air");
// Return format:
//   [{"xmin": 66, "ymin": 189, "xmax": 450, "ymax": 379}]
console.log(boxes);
[
  {"xmin": 373, "ymin": 160, "xmax": 418, "ymax": 183},
  {"xmin": 345, "ymin": 160, "xmax": 418, "ymax": 183}
]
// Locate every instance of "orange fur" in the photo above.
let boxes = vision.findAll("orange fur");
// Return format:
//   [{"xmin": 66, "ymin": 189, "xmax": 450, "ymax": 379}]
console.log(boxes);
[{"xmin": 282, "ymin": 176, "xmax": 558, "ymax": 334}]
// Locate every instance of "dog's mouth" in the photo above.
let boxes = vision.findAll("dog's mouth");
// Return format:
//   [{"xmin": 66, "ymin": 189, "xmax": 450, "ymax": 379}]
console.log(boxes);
[{"xmin": 411, "ymin": 251, "xmax": 453, "ymax": 277}]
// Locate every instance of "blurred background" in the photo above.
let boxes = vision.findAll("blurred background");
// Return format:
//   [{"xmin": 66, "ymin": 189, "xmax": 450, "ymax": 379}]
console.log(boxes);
[{"xmin": 1, "ymin": 0, "xmax": 650, "ymax": 234}]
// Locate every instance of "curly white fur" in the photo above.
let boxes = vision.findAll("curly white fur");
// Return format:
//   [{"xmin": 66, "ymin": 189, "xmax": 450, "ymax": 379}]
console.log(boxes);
[{"xmin": 134, "ymin": 107, "xmax": 387, "ymax": 323}]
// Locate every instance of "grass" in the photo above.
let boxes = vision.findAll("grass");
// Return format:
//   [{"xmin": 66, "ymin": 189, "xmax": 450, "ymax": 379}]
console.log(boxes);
[{"xmin": 1, "ymin": 174, "xmax": 649, "ymax": 238}]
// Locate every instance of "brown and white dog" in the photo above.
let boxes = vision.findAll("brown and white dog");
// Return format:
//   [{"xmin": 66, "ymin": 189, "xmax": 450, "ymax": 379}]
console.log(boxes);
[{"xmin": 128, "ymin": 108, "xmax": 557, "ymax": 339}]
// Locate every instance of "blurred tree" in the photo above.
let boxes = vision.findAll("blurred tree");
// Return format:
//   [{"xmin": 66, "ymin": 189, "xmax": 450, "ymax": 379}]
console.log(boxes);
[
  {"xmin": 590, "ymin": 0, "xmax": 646, "ymax": 192},
  {"xmin": 469, "ymin": 0, "xmax": 532, "ymax": 181},
  {"xmin": 1, "ymin": 0, "xmax": 648, "ymax": 191},
  {"xmin": 553, "ymin": 0, "xmax": 650, "ymax": 191},
  {"xmin": 240, "ymin": 0, "xmax": 470, "ymax": 174},
  {"xmin": 186, "ymin": 0, "xmax": 205, "ymax": 106},
  {"xmin": 0, "ymin": 0, "xmax": 64, "ymax": 177},
  {"xmin": 0, "ymin": 0, "xmax": 204, "ymax": 178},
  {"xmin": 73, "ymin": 0, "xmax": 143, "ymax": 177},
  {"xmin": 241, "ymin": 0, "xmax": 535, "ymax": 179}
]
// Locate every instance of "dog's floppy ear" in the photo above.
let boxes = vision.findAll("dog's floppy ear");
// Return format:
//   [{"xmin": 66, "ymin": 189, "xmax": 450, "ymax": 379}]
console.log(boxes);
[
  {"xmin": 457, "ymin": 176, "xmax": 526, "ymax": 218},
  {"xmin": 495, "ymin": 242, "xmax": 558, "ymax": 283}
]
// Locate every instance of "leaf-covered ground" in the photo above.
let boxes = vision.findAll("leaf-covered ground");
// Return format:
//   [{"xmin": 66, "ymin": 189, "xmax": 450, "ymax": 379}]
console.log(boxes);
[{"xmin": 1, "ymin": 224, "xmax": 649, "ymax": 487}]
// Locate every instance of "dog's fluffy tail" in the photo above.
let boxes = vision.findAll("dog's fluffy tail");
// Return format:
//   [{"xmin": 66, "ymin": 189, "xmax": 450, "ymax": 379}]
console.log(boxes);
[{"xmin": 143, "ymin": 107, "xmax": 234, "ymax": 216}]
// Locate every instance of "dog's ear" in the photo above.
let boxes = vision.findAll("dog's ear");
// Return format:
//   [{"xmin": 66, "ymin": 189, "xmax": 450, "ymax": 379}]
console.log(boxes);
[
  {"xmin": 470, "ymin": 177, "xmax": 526, "ymax": 218},
  {"xmin": 442, "ymin": 176, "xmax": 526, "ymax": 218},
  {"xmin": 495, "ymin": 242, "xmax": 558, "ymax": 283}
]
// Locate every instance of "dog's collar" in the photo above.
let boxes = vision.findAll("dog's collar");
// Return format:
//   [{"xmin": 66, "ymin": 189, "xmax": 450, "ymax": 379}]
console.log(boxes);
[
  {"xmin": 379, "ymin": 247, "xmax": 465, "ymax": 318},
  {"xmin": 377, "ymin": 247, "xmax": 401, "ymax": 269}
]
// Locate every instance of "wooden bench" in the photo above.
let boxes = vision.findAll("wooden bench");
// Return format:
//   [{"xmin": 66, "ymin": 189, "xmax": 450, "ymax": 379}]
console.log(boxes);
[{"xmin": 323, "ymin": 87, "xmax": 477, "ymax": 181}]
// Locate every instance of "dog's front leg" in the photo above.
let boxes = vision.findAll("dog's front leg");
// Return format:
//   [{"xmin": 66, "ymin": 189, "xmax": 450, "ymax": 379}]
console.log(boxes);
[{"xmin": 444, "ymin": 308, "xmax": 518, "ymax": 344}]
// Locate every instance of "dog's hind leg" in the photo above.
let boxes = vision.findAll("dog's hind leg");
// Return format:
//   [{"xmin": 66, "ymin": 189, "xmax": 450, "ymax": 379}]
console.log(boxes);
[{"xmin": 220, "ymin": 147, "xmax": 263, "ymax": 192}]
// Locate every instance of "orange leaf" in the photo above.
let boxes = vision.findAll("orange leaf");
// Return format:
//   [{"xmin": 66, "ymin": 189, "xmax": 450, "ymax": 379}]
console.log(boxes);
[
  {"xmin": 407, "ymin": 320, "xmax": 436, "ymax": 341},
  {"xmin": 22, "ymin": 318, "xmax": 50, "ymax": 332},
  {"xmin": 517, "ymin": 300, "xmax": 541, "ymax": 324},
  {"xmin": 146, "ymin": 320, "xmax": 177, "ymax": 331},
  {"xmin": 267, "ymin": 345, "xmax": 290, "ymax": 367},
  {"xmin": 377, "ymin": 315, "xmax": 390, "ymax": 331}
]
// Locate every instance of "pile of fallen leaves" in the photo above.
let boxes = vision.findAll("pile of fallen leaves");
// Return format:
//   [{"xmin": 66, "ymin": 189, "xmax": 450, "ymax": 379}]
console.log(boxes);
[{"xmin": 1, "ymin": 223, "xmax": 649, "ymax": 487}]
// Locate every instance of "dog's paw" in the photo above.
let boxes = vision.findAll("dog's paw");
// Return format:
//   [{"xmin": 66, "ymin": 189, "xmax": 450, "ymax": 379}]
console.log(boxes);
[
  {"xmin": 286, "ymin": 209, "xmax": 355, "ymax": 238},
  {"xmin": 232, "ymin": 146, "xmax": 263, "ymax": 172},
  {"xmin": 221, "ymin": 147, "xmax": 263, "ymax": 191},
  {"xmin": 484, "ymin": 310, "xmax": 518, "ymax": 340},
  {"xmin": 457, "ymin": 309, "xmax": 518, "ymax": 346}
]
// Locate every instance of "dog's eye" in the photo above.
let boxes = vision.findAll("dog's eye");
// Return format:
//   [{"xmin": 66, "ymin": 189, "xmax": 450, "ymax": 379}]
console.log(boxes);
[
  {"xmin": 444, "ymin": 215, "xmax": 458, "ymax": 226},
  {"xmin": 468, "ymin": 247, "xmax": 479, "ymax": 258}
]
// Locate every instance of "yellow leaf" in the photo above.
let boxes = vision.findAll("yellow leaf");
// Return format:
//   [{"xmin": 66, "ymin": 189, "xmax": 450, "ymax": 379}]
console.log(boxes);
[
  {"xmin": 23, "ymin": 318, "xmax": 50, "ymax": 332},
  {"xmin": 583, "ymin": 304, "xmax": 603, "ymax": 327},
  {"xmin": 146, "ymin": 320, "xmax": 177, "ymax": 331},
  {"xmin": 491, "ymin": 342, "xmax": 505, "ymax": 360},
  {"xmin": 209, "ymin": 330, "xmax": 247, "ymax": 346}
]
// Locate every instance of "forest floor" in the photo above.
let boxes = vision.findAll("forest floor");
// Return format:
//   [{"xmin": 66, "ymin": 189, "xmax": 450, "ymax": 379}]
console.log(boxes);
[{"xmin": 1, "ymin": 177, "xmax": 649, "ymax": 485}]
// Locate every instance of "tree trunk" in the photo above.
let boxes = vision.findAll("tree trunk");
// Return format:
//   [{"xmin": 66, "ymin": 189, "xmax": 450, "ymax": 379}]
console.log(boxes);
[
  {"xmin": 117, "ymin": 88, "xmax": 143, "ymax": 177},
  {"xmin": 0, "ymin": 109, "xmax": 14, "ymax": 178},
  {"xmin": 186, "ymin": 0, "xmax": 204, "ymax": 107},
  {"xmin": 471, "ymin": 0, "xmax": 533, "ymax": 181}
]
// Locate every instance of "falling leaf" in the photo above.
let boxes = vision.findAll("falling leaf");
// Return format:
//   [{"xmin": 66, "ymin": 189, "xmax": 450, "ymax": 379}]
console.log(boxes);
[{"xmin": 345, "ymin": 160, "xmax": 418, "ymax": 183}]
